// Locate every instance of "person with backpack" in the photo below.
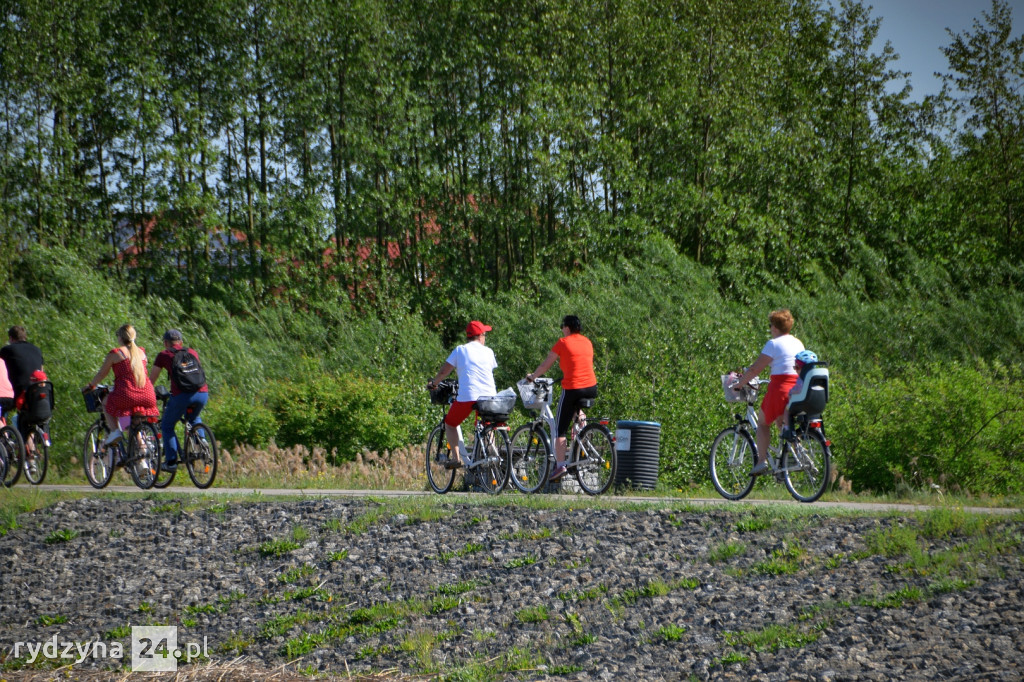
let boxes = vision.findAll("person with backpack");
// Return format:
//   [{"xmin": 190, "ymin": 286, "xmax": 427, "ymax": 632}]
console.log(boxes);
[
  {"xmin": 149, "ymin": 329, "xmax": 208, "ymax": 472},
  {"xmin": 1, "ymin": 326, "xmax": 46, "ymax": 447}
]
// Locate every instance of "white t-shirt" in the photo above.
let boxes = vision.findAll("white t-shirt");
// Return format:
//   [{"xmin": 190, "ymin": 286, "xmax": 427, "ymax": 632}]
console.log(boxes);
[
  {"xmin": 446, "ymin": 341, "xmax": 498, "ymax": 401},
  {"xmin": 760, "ymin": 334, "xmax": 804, "ymax": 376}
]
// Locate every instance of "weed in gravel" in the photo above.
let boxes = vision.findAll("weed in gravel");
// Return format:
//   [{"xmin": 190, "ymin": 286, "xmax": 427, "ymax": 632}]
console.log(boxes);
[
  {"xmin": 725, "ymin": 623, "xmax": 820, "ymax": 652},
  {"xmin": 256, "ymin": 539, "xmax": 301, "ymax": 557},
  {"xmin": 916, "ymin": 507, "xmax": 990, "ymax": 539},
  {"xmin": 43, "ymin": 528, "xmax": 79, "ymax": 544},
  {"xmin": 346, "ymin": 508, "xmax": 384, "ymax": 534},
  {"xmin": 655, "ymin": 624, "xmax": 687, "ymax": 641},
  {"xmin": 866, "ymin": 524, "xmax": 919, "ymax": 557},
  {"xmin": 708, "ymin": 540, "xmax": 746, "ymax": 563},
  {"xmin": 751, "ymin": 544, "xmax": 805, "ymax": 576},
  {"xmin": 35, "ymin": 614, "xmax": 68, "ymax": 626},
  {"xmin": 500, "ymin": 527, "xmax": 553, "ymax": 541},
  {"xmin": 550, "ymin": 664, "xmax": 586, "ymax": 674},
  {"xmin": 181, "ymin": 617, "xmax": 198, "ymax": 627},
  {"xmin": 442, "ymin": 647, "xmax": 546, "ymax": 680},
  {"xmin": 716, "ymin": 651, "xmax": 750, "ymax": 666},
  {"xmin": 322, "ymin": 518, "xmax": 343, "ymax": 532},
  {"xmin": 291, "ymin": 524, "xmax": 310, "ymax": 543},
  {"xmin": 327, "ymin": 549, "xmax": 349, "ymax": 561},
  {"xmin": 437, "ymin": 580, "xmax": 479, "ymax": 596},
  {"xmin": 217, "ymin": 631, "xmax": 255, "ymax": 655},
  {"xmin": 560, "ymin": 584, "xmax": 608, "ymax": 602},
  {"xmin": 105, "ymin": 624, "xmax": 131, "ymax": 639},
  {"xmin": 152, "ymin": 502, "xmax": 181, "ymax": 514},
  {"xmin": 207, "ymin": 502, "xmax": 229, "ymax": 514},
  {"xmin": 437, "ymin": 541, "xmax": 484, "ymax": 563},
  {"xmin": 504, "ymin": 554, "xmax": 537, "ymax": 569},
  {"xmin": 431, "ymin": 595, "xmax": 461, "ymax": 614},
  {"xmin": 279, "ymin": 563, "xmax": 316, "ymax": 584},
  {"xmin": 857, "ymin": 585, "xmax": 925, "ymax": 609},
  {"xmin": 928, "ymin": 577, "xmax": 976, "ymax": 594},
  {"xmin": 138, "ymin": 601, "xmax": 153, "ymax": 613},
  {"xmin": 472, "ymin": 629, "xmax": 497, "ymax": 641},
  {"xmin": 735, "ymin": 516, "xmax": 773, "ymax": 533},
  {"xmin": 516, "ymin": 605, "xmax": 549, "ymax": 623},
  {"xmin": 402, "ymin": 629, "xmax": 441, "ymax": 673}
]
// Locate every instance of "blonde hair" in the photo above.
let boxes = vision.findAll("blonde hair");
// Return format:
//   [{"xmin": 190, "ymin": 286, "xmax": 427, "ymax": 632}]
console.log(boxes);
[{"xmin": 116, "ymin": 324, "xmax": 147, "ymax": 387}]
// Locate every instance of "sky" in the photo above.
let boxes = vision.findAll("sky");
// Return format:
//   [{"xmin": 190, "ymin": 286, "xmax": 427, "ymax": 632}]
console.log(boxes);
[{"xmin": 866, "ymin": 0, "xmax": 1024, "ymax": 100}]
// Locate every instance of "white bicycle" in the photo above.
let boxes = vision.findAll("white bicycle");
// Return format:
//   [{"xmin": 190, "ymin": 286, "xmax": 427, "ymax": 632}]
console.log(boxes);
[
  {"xmin": 508, "ymin": 378, "xmax": 616, "ymax": 495},
  {"xmin": 709, "ymin": 375, "xmax": 832, "ymax": 503}
]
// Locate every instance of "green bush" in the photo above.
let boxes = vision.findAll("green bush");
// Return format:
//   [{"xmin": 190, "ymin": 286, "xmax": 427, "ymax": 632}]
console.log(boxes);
[
  {"xmin": 268, "ymin": 369, "xmax": 419, "ymax": 461},
  {"xmin": 205, "ymin": 387, "xmax": 278, "ymax": 448},
  {"xmin": 829, "ymin": 361, "xmax": 1024, "ymax": 494}
]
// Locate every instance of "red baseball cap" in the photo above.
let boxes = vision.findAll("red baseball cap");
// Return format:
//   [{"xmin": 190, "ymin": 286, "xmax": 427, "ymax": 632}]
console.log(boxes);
[{"xmin": 466, "ymin": 320, "xmax": 492, "ymax": 337}]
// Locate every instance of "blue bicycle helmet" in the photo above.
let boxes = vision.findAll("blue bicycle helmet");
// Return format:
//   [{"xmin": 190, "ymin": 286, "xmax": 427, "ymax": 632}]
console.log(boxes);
[{"xmin": 795, "ymin": 349, "xmax": 818, "ymax": 365}]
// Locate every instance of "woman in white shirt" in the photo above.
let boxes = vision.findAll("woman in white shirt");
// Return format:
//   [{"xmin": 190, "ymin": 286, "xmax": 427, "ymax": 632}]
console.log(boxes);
[
  {"xmin": 732, "ymin": 309, "xmax": 804, "ymax": 476},
  {"xmin": 427, "ymin": 320, "xmax": 498, "ymax": 468}
]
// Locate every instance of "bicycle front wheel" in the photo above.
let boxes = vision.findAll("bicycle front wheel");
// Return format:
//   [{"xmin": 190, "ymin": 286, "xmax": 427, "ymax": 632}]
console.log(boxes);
[
  {"xmin": 1, "ymin": 425, "xmax": 25, "ymax": 487},
  {"xmin": 425, "ymin": 425, "xmax": 455, "ymax": 494},
  {"xmin": 476, "ymin": 426, "xmax": 510, "ymax": 495},
  {"xmin": 82, "ymin": 422, "xmax": 114, "ymax": 489},
  {"xmin": 24, "ymin": 426, "xmax": 48, "ymax": 485},
  {"xmin": 509, "ymin": 424, "xmax": 550, "ymax": 494},
  {"xmin": 709, "ymin": 426, "xmax": 756, "ymax": 501},
  {"xmin": 783, "ymin": 429, "xmax": 831, "ymax": 503},
  {"xmin": 185, "ymin": 423, "xmax": 218, "ymax": 489},
  {"xmin": 573, "ymin": 423, "xmax": 616, "ymax": 495},
  {"xmin": 127, "ymin": 423, "xmax": 160, "ymax": 489}
]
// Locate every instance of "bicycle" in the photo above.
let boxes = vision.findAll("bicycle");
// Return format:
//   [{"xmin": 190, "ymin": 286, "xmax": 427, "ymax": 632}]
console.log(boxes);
[
  {"xmin": 19, "ymin": 419, "xmax": 50, "ymax": 485},
  {"xmin": 425, "ymin": 380, "xmax": 513, "ymax": 495},
  {"xmin": 510, "ymin": 378, "xmax": 617, "ymax": 496},
  {"xmin": 709, "ymin": 375, "xmax": 832, "ymax": 503},
  {"xmin": 153, "ymin": 385, "xmax": 218, "ymax": 489},
  {"xmin": 81, "ymin": 385, "xmax": 161, "ymax": 490},
  {"xmin": 0, "ymin": 408, "xmax": 25, "ymax": 487}
]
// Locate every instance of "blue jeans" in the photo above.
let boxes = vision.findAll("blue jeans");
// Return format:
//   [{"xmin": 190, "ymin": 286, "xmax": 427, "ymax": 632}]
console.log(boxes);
[{"xmin": 162, "ymin": 391, "xmax": 208, "ymax": 464}]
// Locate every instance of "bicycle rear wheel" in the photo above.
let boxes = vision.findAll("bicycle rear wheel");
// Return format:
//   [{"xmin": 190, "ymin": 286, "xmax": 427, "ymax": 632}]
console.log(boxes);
[
  {"xmin": 709, "ymin": 426, "xmax": 756, "ymax": 501},
  {"xmin": 783, "ymin": 429, "xmax": 831, "ymax": 503},
  {"xmin": 476, "ymin": 426, "xmax": 510, "ymax": 495},
  {"xmin": 1, "ymin": 425, "xmax": 25, "ymax": 487},
  {"xmin": 425, "ymin": 425, "xmax": 455, "ymax": 494},
  {"xmin": 573, "ymin": 423, "xmax": 616, "ymax": 495},
  {"xmin": 185, "ymin": 423, "xmax": 218, "ymax": 489},
  {"xmin": 509, "ymin": 423, "xmax": 550, "ymax": 494},
  {"xmin": 23, "ymin": 426, "xmax": 48, "ymax": 485},
  {"xmin": 82, "ymin": 422, "xmax": 114, "ymax": 489},
  {"xmin": 127, "ymin": 423, "xmax": 159, "ymax": 489}
]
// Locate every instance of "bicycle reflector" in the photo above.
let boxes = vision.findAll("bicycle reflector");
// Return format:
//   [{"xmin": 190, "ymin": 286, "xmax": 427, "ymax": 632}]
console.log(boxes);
[{"xmin": 809, "ymin": 420, "xmax": 822, "ymax": 428}]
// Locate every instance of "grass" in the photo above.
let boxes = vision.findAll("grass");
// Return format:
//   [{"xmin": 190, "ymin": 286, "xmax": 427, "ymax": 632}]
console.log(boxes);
[
  {"xmin": 724, "ymin": 623, "xmax": 820, "ymax": 652},
  {"xmin": 256, "ymin": 539, "xmax": 301, "ymax": 557},
  {"xmin": 708, "ymin": 540, "xmax": 746, "ymax": 563},
  {"xmin": 43, "ymin": 528, "xmax": 79, "ymax": 544}
]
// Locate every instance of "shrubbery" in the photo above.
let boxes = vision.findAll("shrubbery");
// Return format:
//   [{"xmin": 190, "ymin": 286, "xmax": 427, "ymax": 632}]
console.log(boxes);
[{"xmin": 5, "ymin": 241, "xmax": 1024, "ymax": 497}]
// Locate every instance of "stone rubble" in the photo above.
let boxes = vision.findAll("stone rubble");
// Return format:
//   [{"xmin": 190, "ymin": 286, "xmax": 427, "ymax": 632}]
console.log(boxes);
[{"xmin": 0, "ymin": 496, "xmax": 1021, "ymax": 681}]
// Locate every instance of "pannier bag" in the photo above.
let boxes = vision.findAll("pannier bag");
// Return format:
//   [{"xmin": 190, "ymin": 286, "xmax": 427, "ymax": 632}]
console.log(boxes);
[{"xmin": 21, "ymin": 381, "xmax": 54, "ymax": 423}]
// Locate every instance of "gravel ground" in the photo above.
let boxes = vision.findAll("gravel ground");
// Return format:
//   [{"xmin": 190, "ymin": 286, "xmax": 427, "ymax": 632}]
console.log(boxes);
[{"xmin": 1, "ymin": 495, "xmax": 1022, "ymax": 681}]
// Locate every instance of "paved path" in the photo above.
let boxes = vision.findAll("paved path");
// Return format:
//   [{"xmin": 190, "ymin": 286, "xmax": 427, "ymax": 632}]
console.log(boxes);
[{"xmin": 30, "ymin": 484, "xmax": 1022, "ymax": 515}]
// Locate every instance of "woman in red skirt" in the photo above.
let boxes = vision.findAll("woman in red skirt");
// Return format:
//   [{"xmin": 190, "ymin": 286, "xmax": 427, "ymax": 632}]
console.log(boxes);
[{"xmin": 84, "ymin": 324, "xmax": 159, "ymax": 445}]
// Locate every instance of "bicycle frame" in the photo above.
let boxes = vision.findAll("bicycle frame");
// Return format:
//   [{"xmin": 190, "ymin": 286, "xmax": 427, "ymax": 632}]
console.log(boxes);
[{"xmin": 729, "ymin": 381, "xmax": 827, "ymax": 478}]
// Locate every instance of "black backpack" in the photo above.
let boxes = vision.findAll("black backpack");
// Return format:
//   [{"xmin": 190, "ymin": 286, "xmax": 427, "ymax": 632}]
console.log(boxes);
[
  {"xmin": 21, "ymin": 380, "xmax": 54, "ymax": 423},
  {"xmin": 170, "ymin": 348, "xmax": 207, "ymax": 392}
]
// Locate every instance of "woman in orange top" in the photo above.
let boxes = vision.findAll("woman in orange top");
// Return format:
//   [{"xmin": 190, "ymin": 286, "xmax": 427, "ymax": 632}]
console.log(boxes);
[{"xmin": 526, "ymin": 315, "xmax": 597, "ymax": 481}]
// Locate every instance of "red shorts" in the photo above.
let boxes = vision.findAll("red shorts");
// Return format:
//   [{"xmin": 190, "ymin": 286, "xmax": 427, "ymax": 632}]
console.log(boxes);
[
  {"xmin": 444, "ymin": 400, "xmax": 477, "ymax": 428},
  {"xmin": 761, "ymin": 374, "xmax": 797, "ymax": 424}
]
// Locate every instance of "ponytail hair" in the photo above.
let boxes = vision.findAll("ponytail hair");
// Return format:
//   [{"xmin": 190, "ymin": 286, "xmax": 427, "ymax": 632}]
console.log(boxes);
[{"xmin": 116, "ymin": 324, "xmax": 147, "ymax": 387}]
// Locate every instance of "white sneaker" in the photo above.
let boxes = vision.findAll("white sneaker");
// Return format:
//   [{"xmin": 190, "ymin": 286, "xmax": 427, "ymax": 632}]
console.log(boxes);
[{"xmin": 103, "ymin": 429, "xmax": 123, "ymax": 445}]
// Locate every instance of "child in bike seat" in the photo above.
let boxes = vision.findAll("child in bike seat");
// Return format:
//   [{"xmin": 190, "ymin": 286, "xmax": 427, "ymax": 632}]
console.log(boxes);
[{"xmin": 781, "ymin": 349, "xmax": 820, "ymax": 442}]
